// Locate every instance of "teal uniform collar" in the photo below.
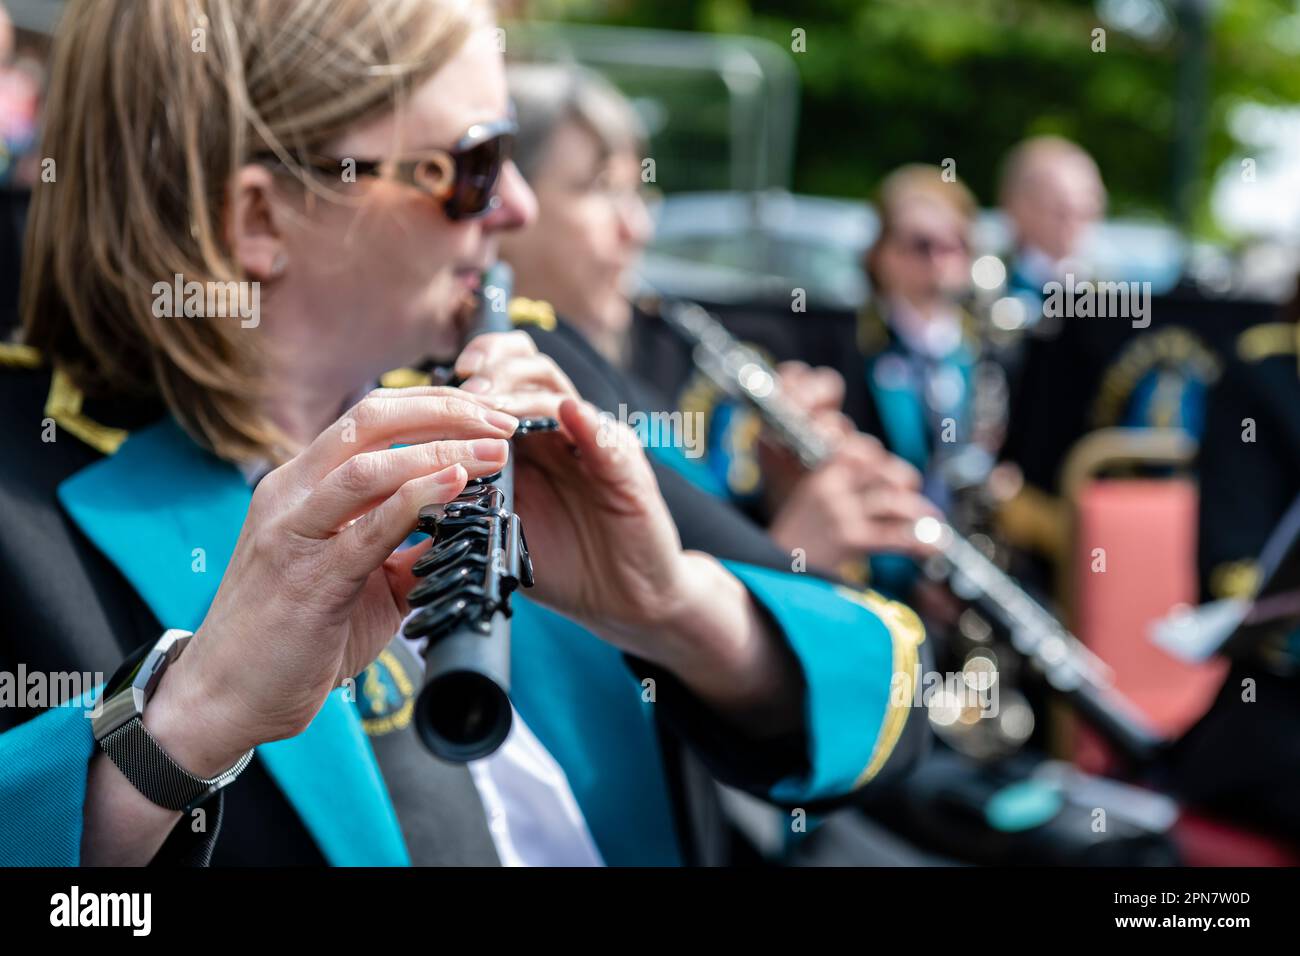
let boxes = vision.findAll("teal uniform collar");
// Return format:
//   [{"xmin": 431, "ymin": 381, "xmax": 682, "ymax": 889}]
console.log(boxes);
[
  {"xmin": 860, "ymin": 302, "xmax": 977, "ymax": 473},
  {"xmin": 57, "ymin": 419, "xmax": 410, "ymax": 866}
]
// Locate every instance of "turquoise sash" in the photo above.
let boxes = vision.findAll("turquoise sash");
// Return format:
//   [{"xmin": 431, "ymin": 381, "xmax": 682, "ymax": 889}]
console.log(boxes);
[
  {"xmin": 864, "ymin": 353, "xmax": 929, "ymax": 472},
  {"xmin": 58, "ymin": 420, "xmax": 409, "ymax": 866}
]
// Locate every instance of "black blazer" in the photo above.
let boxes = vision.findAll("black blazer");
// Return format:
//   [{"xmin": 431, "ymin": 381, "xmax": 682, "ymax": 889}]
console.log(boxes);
[{"xmin": 0, "ymin": 362, "xmax": 330, "ymax": 864}]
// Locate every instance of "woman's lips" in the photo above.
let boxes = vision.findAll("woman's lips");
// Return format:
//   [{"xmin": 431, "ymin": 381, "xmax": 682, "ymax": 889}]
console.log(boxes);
[{"xmin": 454, "ymin": 268, "xmax": 482, "ymax": 292}]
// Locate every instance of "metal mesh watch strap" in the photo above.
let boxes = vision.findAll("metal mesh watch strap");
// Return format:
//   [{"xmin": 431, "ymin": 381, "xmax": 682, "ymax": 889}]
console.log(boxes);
[{"xmin": 99, "ymin": 716, "xmax": 255, "ymax": 813}]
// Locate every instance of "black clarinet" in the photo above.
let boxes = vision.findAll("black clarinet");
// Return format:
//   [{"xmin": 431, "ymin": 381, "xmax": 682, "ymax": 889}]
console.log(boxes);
[
  {"xmin": 656, "ymin": 296, "xmax": 1164, "ymax": 764},
  {"xmin": 405, "ymin": 263, "xmax": 555, "ymax": 762}
]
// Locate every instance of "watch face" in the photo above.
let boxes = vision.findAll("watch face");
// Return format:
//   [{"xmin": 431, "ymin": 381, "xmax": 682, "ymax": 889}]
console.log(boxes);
[
  {"xmin": 103, "ymin": 640, "xmax": 153, "ymax": 701},
  {"xmin": 91, "ymin": 640, "xmax": 155, "ymax": 740}
]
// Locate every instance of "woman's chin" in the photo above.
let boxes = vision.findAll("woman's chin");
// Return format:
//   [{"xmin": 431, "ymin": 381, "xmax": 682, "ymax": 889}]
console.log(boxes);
[{"xmin": 597, "ymin": 294, "xmax": 634, "ymax": 332}]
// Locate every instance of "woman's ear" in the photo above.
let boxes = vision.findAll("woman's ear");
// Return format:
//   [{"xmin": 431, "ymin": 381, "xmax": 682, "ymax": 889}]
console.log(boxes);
[{"xmin": 226, "ymin": 164, "xmax": 288, "ymax": 281}]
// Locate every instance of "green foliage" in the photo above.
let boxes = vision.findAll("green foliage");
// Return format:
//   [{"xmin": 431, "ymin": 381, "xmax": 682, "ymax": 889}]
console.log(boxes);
[{"xmin": 538, "ymin": 0, "xmax": 1300, "ymax": 234}]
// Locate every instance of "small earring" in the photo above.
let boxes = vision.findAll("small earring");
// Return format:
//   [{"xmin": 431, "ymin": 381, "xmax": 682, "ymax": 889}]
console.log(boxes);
[{"xmin": 270, "ymin": 254, "xmax": 287, "ymax": 277}]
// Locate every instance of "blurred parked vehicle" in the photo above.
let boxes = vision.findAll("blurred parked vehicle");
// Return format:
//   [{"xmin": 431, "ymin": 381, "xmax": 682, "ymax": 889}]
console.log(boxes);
[{"xmin": 644, "ymin": 190, "xmax": 1206, "ymax": 311}]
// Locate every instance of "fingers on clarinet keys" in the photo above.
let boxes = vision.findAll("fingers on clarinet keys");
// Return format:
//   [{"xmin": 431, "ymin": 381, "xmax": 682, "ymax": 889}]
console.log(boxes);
[
  {"xmin": 515, "ymin": 416, "xmax": 560, "ymax": 436},
  {"xmin": 405, "ymin": 417, "xmax": 555, "ymax": 636},
  {"xmin": 405, "ymin": 529, "xmax": 496, "ymax": 644},
  {"xmin": 411, "ymin": 523, "xmax": 489, "ymax": 576},
  {"xmin": 408, "ymin": 564, "xmax": 477, "ymax": 607},
  {"xmin": 406, "ymin": 493, "xmax": 537, "ymax": 644},
  {"xmin": 406, "ymin": 596, "xmax": 478, "ymax": 643},
  {"xmin": 416, "ymin": 487, "xmax": 507, "ymax": 541}
]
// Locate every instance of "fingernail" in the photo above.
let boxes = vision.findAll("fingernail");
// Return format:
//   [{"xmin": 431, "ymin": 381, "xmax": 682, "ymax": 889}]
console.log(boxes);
[
  {"xmin": 461, "ymin": 376, "xmax": 492, "ymax": 394},
  {"xmin": 459, "ymin": 353, "xmax": 484, "ymax": 375},
  {"xmin": 432, "ymin": 463, "xmax": 466, "ymax": 485},
  {"xmin": 470, "ymin": 438, "xmax": 509, "ymax": 461},
  {"xmin": 483, "ymin": 409, "xmax": 518, "ymax": 432}
]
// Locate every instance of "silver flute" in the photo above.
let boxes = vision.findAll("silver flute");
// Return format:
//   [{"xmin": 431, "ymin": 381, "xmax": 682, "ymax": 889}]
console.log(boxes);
[{"xmin": 656, "ymin": 296, "xmax": 1163, "ymax": 763}]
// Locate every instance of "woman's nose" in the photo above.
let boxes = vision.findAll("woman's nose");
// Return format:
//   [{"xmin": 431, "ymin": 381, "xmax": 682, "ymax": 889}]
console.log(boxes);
[
  {"xmin": 481, "ymin": 162, "xmax": 537, "ymax": 233},
  {"xmin": 617, "ymin": 191, "xmax": 655, "ymax": 249}
]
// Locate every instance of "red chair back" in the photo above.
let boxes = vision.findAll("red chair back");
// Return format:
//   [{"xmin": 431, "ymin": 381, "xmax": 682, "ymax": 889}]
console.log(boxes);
[{"xmin": 1071, "ymin": 478, "xmax": 1227, "ymax": 764}]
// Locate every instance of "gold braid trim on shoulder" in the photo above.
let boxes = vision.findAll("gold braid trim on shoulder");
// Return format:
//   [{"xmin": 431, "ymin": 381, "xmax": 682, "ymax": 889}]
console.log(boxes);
[
  {"xmin": 835, "ymin": 586, "xmax": 927, "ymax": 787},
  {"xmin": 379, "ymin": 367, "xmax": 433, "ymax": 389},
  {"xmin": 856, "ymin": 303, "xmax": 889, "ymax": 355},
  {"xmin": 1237, "ymin": 323, "xmax": 1300, "ymax": 366},
  {"xmin": 46, "ymin": 368, "xmax": 129, "ymax": 456},
  {"xmin": 0, "ymin": 342, "xmax": 42, "ymax": 368},
  {"xmin": 835, "ymin": 559, "xmax": 871, "ymax": 588},
  {"xmin": 508, "ymin": 296, "xmax": 557, "ymax": 331},
  {"xmin": 1208, "ymin": 560, "xmax": 1260, "ymax": 601},
  {"xmin": 678, "ymin": 370, "xmax": 723, "ymax": 455}
]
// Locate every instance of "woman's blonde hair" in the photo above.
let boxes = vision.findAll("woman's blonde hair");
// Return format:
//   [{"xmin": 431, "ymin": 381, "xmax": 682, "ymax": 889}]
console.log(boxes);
[{"xmin": 21, "ymin": 0, "xmax": 484, "ymax": 463}]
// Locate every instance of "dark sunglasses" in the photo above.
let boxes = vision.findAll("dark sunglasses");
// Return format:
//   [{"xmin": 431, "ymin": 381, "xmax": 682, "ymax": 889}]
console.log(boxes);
[
  {"xmin": 255, "ymin": 115, "xmax": 517, "ymax": 221},
  {"xmin": 895, "ymin": 232, "xmax": 968, "ymax": 259}
]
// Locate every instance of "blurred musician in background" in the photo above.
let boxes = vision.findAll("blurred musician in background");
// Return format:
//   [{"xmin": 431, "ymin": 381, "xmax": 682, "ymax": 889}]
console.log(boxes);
[
  {"xmin": 501, "ymin": 63, "xmax": 940, "ymax": 581},
  {"xmin": 834, "ymin": 166, "xmax": 1004, "ymax": 598},
  {"xmin": 998, "ymin": 135, "xmax": 1107, "ymax": 328},
  {"xmin": 997, "ymin": 137, "xmax": 1117, "ymax": 502},
  {"xmin": 856, "ymin": 166, "xmax": 983, "ymax": 508},
  {"xmin": 0, "ymin": 1, "xmax": 42, "ymax": 190},
  {"xmin": 997, "ymin": 137, "xmax": 1298, "ymax": 844},
  {"xmin": 0, "ymin": 0, "xmax": 40, "ymax": 337},
  {"xmin": 498, "ymin": 64, "xmax": 653, "ymax": 368},
  {"xmin": 501, "ymin": 61, "xmax": 944, "ymax": 864},
  {"xmin": 995, "ymin": 136, "xmax": 1214, "ymax": 568}
]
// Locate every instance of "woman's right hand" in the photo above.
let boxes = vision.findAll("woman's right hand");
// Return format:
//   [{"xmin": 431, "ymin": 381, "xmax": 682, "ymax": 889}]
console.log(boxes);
[
  {"xmin": 757, "ymin": 361, "xmax": 938, "ymax": 569},
  {"xmin": 142, "ymin": 387, "xmax": 520, "ymax": 775},
  {"xmin": 756, "ymin": 361, "xmax": 852, "ymax": 505},
  {"xmin": 768, "ymin": 433, "xmax": 940, "ymax": 571}
]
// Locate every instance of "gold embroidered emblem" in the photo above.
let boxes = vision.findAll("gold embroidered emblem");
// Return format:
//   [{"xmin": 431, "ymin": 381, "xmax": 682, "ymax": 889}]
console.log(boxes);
[{"xmin": 358, "ymin": 648, "xmax": 416, "ymax": 736}]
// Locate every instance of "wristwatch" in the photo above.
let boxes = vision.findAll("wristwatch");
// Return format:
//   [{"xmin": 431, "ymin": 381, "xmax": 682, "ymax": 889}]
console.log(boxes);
[{"xmin": 93, "ymin": 628, "xmax": 254, "ymax": 813}]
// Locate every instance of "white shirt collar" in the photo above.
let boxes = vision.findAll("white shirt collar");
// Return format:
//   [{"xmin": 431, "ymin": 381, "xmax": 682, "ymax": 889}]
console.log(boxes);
[
  {"xmin": 886, "ymin": 297, "xmax": 963, "ymax": 359},
  {"xmin": 1016, "ymin": 244, "xmax": 1098, "ymax": 288}
]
